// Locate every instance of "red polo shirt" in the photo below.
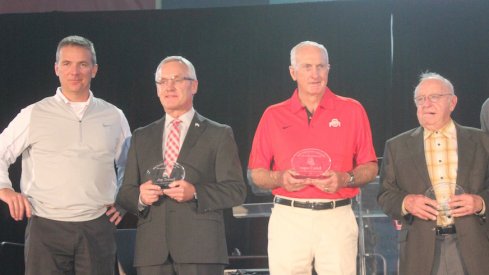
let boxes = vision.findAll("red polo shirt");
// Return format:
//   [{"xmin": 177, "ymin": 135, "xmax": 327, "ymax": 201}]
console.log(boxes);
[{"xmin": 248, "ymin": 88, "xmax": 377, "ymax": 199}]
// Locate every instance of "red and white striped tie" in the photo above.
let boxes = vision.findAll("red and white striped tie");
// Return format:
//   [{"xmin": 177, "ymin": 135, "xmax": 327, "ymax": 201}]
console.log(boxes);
[{"xmin": 164, "ymin": 119, "xmax": 181, "ymax": 174}]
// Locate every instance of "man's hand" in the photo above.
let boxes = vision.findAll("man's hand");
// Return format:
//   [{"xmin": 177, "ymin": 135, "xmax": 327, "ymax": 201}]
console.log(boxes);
[
  {"xmin": 280, "ymin": 170, "xmax": 307, "ymax": 192},
  {"xmin": 105, "ymin": 204, "xmax": 123, "ymax": 225},
  {"xmin": 163, "ymin": 180, "xmax": 196, "ymax": 202},
  {"xmin": 308, "ymin": 170, "xmax": 348, "ymax": 193},
  {"xmin": 404, "ymin": 194, "xmax": 438, "ymax": 220},
  {"xmin": 139, "ymin": 180, "xmax": 163, "ymax": 206},
  {"xmin": 0, "ymin": 188, "xmax": 32, "ymax": 221},
  {"xmin": 449, "ymin": 194, "xmax": 484, "ymax": 218}
]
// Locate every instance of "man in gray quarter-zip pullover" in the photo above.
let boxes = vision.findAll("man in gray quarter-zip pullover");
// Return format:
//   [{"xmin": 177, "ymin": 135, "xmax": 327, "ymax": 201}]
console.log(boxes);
[{"xmin": 0, "ymin": 35, "xmax": 131, "ymax": 275}]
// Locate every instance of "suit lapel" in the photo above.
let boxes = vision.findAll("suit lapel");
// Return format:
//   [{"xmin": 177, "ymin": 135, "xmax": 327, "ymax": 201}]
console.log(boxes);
[
  {"xmin": 177, "ymin": 113, "xmax": 207, "ymax": 162},
  {"xmin": 150, "ymin": 118, "xmax": 166, "ymax": 164},
  {"xmin": 406, "ymin": 127, "xmax": 432, "ymax": 191},
  {"xmin": 455, "ymin": 124, "xmax": 476, "ymax": 190}
]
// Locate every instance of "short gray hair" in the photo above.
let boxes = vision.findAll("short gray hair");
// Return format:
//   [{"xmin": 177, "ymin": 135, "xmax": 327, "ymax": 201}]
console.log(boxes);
[
  {"xmin": 414, "ymin": 72, "xmax": 455, "ymax": 96},
  {"xmin": 56, "ymin": 35, "xmax": 97, "ymax": 65},
  {"xmin": 290, "ymin": 41, "xmax": 329, "ymax": 68},
  {"xmin": 155, "ymin": 56, "xmax": 197, "ymax": 81}
]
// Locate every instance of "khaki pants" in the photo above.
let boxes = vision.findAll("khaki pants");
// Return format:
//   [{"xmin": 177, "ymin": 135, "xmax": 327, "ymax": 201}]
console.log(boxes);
[{"xmin": 268, "ymin": 197, "xmax": 358, "ymax": 275}]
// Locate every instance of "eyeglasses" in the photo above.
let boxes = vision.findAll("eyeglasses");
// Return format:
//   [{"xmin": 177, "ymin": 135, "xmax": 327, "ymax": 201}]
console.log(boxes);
[
  {"xmin": 413, "ymin": 93, "xmax": 453, "ymax": 106},
  {"xmin": 156, "ymin": 76, "xmax": 194, "ymax": 86}
]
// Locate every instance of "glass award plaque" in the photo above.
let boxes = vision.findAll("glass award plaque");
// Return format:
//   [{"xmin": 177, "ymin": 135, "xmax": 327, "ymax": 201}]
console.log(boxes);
[
  {"xmin": 424, "ymin": 182, "xmax": 464, "ymax": 225},
  {"xmin": 291, "ymin": 148, "xmax": 331, "ymax": 179},
  {"xmin": 146, "ymin": 162, "xmax": 185, "ymax": 189}
]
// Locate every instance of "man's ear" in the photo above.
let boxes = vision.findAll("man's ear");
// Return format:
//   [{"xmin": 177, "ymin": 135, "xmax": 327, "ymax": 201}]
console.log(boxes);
[
  {"xmin": 289, "ymin": 66, "xmax": 297, "ymax": 81},
  {"xmin": 191, "ymin": 80, "xmax": 199, "ymax": 95},
  {"xmin": 91, "ymin": 64, "xmax": 99, "ymax": 78},
  {"xmin": 54, "ymin": 62, "xmax": 59, "ymax": 76}
]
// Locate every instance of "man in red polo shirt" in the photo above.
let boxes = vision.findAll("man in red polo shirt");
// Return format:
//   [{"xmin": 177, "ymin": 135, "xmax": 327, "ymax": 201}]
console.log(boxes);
[{"xmin": 248, "ymin": 41, "xmax": 378, "ymax": 275}]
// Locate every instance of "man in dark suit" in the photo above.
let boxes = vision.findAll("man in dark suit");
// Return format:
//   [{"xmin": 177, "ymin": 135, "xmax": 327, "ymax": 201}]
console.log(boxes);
[
  {"xmin": 378, "ymin": 72, "xmax": 489, "ymax": 275},
  {"xmin": 116, "ymin": 56, "xmax": 247, "ymax": 275}
]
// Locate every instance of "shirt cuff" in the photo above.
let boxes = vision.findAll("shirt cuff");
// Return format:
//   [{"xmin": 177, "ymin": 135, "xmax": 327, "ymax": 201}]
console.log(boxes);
[
  {"xmin": 401, "ymin": 197, "xmax": 408, "ymax": 216},
  {"xmin": 478, "ymin": 198, "xmax": 486, "ymax": 215},
  {"xmin": 138, "ymin": 195, "xmax": 147, "ymax": 211}
]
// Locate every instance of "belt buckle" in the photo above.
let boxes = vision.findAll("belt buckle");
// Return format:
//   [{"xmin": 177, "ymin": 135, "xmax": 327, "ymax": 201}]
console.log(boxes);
[
  {"xmin": 436, "ymin": 227, "xmax": 449, "ymax": 235},
  {"xmin": 331, "ymin": 200, "xmax": 336, "ymax": 209},
  {"xmin": 435, "ymin": 225, "xmax": 455, "ymax": 235},
  {"xmin": 435, "ymin": 227, "xmax": 443, "ymax": 235},
  {"xmin": 310, "ymin": 202, "xmax": 317, "ymax": 210}
]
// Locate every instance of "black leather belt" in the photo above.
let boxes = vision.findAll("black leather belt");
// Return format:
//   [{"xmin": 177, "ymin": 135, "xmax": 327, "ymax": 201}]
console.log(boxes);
[
  {"xmin": 273, "ymin": 197, "xmax": 351, "ymax": 210},
  {"xmin": 435, "ymin": 225, "xmax": 456, "ymax": 236}
]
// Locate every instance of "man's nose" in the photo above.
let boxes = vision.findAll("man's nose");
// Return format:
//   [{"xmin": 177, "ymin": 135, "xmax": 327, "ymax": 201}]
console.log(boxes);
[
  {"xmin": 311, "ymin": 68, "xmax": 320, "ymax": 78},
  {"xmin": 69, "ymin": 65, "xmax": 81, "ymax": 74},
  {"xmin": 165, "ymin": 83, "xmax": 177, "ymax": 91},
  {"xmin": 423, "ymin": 98, "xmax": 434, "ymax": 107}
]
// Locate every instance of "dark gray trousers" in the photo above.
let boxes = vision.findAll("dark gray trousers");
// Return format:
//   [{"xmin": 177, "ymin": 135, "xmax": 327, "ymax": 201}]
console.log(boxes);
[
  {"xmin": 431, "ymin": 234, "xmax": 467, "ymax": 275},
  {"xmin": 24, "ymin": 215, "xmax": 116, "ymax": 275}
]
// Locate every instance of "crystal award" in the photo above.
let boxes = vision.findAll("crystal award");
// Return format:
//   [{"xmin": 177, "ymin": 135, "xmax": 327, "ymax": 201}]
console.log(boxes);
[
  {"xmin": 290, "ymin": 148, "xmax": 331, "ymax": 179},
  {"xmin": 425, "ymin": 182, "xmax": 464, "ymax": 225},
  {"xmin": 146, "ymin": 161, "xmax": 185, "ymax": 189}
]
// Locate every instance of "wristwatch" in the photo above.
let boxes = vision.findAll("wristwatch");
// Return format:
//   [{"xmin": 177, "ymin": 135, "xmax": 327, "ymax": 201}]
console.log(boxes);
[{"xmin": 346, "ymin": 171, "xmax": 355, "ymax": 187}]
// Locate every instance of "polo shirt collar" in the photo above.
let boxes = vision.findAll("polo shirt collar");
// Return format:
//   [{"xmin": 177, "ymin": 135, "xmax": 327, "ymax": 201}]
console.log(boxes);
[{"xmin": 289, "ymin": 87, "xmax": 335, "ymax": 113}]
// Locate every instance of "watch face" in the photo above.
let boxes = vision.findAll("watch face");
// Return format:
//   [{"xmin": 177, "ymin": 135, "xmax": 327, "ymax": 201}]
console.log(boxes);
[{"xmin": 347, "ymin": 172, "xmax": 354, "ymax": 185}]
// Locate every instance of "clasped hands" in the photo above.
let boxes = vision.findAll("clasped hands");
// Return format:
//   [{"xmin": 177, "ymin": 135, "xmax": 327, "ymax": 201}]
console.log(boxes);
[
  {"xmin": 278, "ymin": 169, "xmax": 349, "ymax": 193},
  {"xmin": 404, "ymin": 193, "xmax": 484, "ymax": 221},
  {"xmin": 140, "ymin": 180, "xmax": 196, "ymax": 205}
]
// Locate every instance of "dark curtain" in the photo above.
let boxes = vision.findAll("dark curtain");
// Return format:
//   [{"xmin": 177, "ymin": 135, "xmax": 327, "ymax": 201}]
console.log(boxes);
[{"xmin": 390, "ymin": 0, "xmax": 489, "ymax": 136}]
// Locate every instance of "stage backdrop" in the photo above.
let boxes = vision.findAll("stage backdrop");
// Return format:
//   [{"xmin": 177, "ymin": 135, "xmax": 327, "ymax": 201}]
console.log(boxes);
[{"xmin": 1, "ymin": 0, "xmax": 488, "ymax": 270}]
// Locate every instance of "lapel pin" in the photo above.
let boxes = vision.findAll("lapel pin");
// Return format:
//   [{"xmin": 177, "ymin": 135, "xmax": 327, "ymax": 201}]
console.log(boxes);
[{"xmin": 195, "ymin": 123, "xmax": 200, "ymax": 127}]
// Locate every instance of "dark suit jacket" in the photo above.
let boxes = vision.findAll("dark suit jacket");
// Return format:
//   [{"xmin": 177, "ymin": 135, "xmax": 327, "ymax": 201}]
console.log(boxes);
[
  {"xmin": 378, "ymin": 122, "xmax": 489, "ymax": 275},
  {"xmin": 116, "ymin": 112, "xmax": 247, "ymax": 267}
]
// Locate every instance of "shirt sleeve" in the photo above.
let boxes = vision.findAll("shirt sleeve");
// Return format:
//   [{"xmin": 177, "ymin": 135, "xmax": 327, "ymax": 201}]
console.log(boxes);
[
  {"xmin": 248, "ymin": 109, "xmax": 274, "ymax": 170},
  {"xmin": 114, "ymin": 108, "xmax": 132, "ymax": 192},
  {"xmin": 0, "ymin": 105, "xmax": 34, "ymax": 190},
  {"xmin": 354, "ymin": 103, "xmax": 377, "ymax": 165}
]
